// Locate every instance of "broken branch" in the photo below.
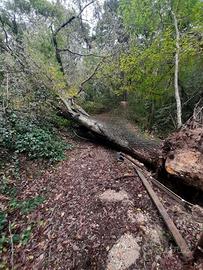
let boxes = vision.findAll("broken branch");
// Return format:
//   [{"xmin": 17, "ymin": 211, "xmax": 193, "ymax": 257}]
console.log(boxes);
[{"xmin": 135, "ymin": 168, "xmax": 193, "ymax": 261}]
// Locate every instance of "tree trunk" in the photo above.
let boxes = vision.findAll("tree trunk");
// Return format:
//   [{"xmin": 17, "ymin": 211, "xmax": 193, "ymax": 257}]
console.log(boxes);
[
  {"xmin": 60, "ymin": 97, "xmax": 160, "ymax": 168},
  {"xmin": 172, "ymin": 10, "xmax": 182, "ymax": 128},
  {"xmin": 59, "ymin": 97, "xmax": 203, "ymax": 192}
]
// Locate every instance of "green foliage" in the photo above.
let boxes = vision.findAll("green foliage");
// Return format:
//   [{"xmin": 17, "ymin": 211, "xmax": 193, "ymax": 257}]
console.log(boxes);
[
  {"xmin": 0, "ymin": 176, "xmax": 17, "ymax": 197},
  {"xmin": 30, "ymin": 0, "xmax": 59, "ymax": 17},
  {"xmin": 0, "ymin": 0, "xmax": 202, "ymax": 138},
  {"xmin": 5, "ymin": 0, "xmax": 64, "ymax": 19},
  {"xmin": 51, "ymin": 114, "xmax": 73, "ymax": 129},
  {"xmin": 9, "ymin": 196, "xmax": 44, "ymax": 214},
  {"xmin": 82, "ymin": 58, "xmax": 124, "ymax": 113},
  {"xmin": 0, "ymin": 225, "xmax": 32, "ymax": 259},
  {"xmin": 114, "ymin": 0, "xmax": 202, "ymax": 132},
  {"xmin": 15, "ymin": 128, "xmax": 69, "ymax": 161},
  {"xmin": 18, "ymin": 225, "xmax": 32, "ymax": 245},
  {"xmin": 82, "ymin": 79, "xmax": 121, "ymax": 114},
  {"xmin": 0, "ymin": 220, "xmax": 34, "ymax": 254},
  {"xmin": 0, "ymin": 112, "xmax": 70, "ymax": 161},
  {"xmin": 83, "ymin": 101, "xmax": 107, "ymax": 114},
  {"xmin": 0, "ymin": 213, "xmax": 7, "ymax": 232},
  {"xmin": 0, "ymin": 175, "xmax": 45, "ymax": 259},
  {"xmin": 119, "ymin": 0, "xmax": 164, "ymax": 39}
]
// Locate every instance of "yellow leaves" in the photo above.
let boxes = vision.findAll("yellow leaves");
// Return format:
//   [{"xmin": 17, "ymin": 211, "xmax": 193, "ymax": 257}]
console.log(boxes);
[
  {"xmin": 47, "ymin": 65, "xmax": 67, "ymax": 93},
  {"xmin": 48, "ymin": 66, "xmax": 57, "ymax": 77},
  {"xmin": 68, "ymin": 87, "xmax": 78, "ymax": 97},
  {"xmin": 120, "ymin": 52, "xmax": 139, "ymax": 72},
  {"xmin": 55, "ymin": 81, "xmax": 66, "ymax": 91},
  {"xmin": 47, "ymin": 65, "xmax": 63, "ymax": 82}
]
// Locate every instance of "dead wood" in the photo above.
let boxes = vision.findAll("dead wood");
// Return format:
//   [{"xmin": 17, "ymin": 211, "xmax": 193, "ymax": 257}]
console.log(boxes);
[
  {"xmin": 123, "ymin": 152, "xmax": 194, "ymax": 209},
  {"xmin": 60, "ymin": 97, "xmax": 160, "ymax": 168},
  {"xmin": 59, "ymin": 97, "xmax": 203, "ymax": 192},
  {"xmin": 135, "ymin": 168, "xmax": 193, "ymax": 261},
  {"xmin": 163, "ymin": 104, "xmax": 203, "ymax": 191}
]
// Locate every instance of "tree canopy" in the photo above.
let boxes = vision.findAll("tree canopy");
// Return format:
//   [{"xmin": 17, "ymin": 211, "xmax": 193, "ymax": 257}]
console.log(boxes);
[
  {"xmin": 0, "ymin": 0, "xmax": 202, "ymax": 134},
  {"xmin": 0, "ymin": 1, "xmax": 203, "ymax": 268}
]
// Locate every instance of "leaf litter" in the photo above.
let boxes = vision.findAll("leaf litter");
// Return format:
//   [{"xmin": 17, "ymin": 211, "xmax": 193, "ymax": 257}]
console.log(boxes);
[{"xmin": 2, "ymin": 136, "xmax": 203, "ymax": 269}]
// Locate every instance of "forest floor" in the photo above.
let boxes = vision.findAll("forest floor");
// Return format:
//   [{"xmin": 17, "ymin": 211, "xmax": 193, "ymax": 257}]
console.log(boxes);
[{"xmin": 1, "ymin": 115, "xmax": 203, "ymax": 270}]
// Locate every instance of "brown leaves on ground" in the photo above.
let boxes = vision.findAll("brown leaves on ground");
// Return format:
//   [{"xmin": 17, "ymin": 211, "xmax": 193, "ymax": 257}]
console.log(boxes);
[{"xmin": 2, "ymin": 138, "xmax": 203, "ymax": 269}]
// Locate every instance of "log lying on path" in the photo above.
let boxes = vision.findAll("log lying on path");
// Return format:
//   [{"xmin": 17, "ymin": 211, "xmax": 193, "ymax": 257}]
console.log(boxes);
[
  {"xmin": 60, "ymin": 97, "xmax": 161, "ymax": 168},
  {"xmin": 60, "ymin": 97, "xmax": 203, "ymax": 192}
]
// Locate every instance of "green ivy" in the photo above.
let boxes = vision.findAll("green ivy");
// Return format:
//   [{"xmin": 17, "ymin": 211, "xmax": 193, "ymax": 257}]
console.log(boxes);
[
  {"xmin": 0, "ymin": 113, "xmax": 71, "ymax": 161},
  {"xmin": 9, "ymin": 196, "xmax": 44, "ymax": 214},
  {"xmin": 0, "ymin": 176, "xmax": 45, "ymax": 258},
  {"xmin": 15, "ymin": 128, "xmax": 69, "ymax": 161}
]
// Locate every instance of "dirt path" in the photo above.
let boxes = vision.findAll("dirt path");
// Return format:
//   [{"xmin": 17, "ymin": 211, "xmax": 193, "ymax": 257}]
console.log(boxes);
[
  {"xmin": 93, "ymin": 112, "xmax": 161, "ymax": 161},
  {"xmin": 11, "ymin": 137, "xmax": 202, "ymax": 270}
]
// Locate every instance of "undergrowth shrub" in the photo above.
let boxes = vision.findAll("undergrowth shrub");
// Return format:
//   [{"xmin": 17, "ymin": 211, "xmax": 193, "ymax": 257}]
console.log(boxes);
[
  {"xmin": 50, "ymin": 114, "xmax": 73, "ymax": 128},
  {"xmin": 83, "ymin": 100, "xmax": 107, "ymax": 114},
  {"xmin": 0, "ymin": 176, "xmax": 45, "ymax": 265},
  {"xmin": 0, "ymin": 112, "xmax": 71, "ymax": 161},
  {"xmin": 15, "ymin": 128, "xmax": 69, "ymax": 161}
]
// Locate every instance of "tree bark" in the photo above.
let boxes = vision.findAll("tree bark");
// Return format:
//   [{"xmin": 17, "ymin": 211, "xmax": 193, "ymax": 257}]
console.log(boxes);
[
  {"xmin": 172, "ymin": 10, "xmax": 182, "ymax": 128},
  {"xmin": 60, "ymin": 97, "xmax": 160, "ymax": 168},
  {"xmin": 59, "ymin": 96, "xmax": 203, "ymax": 192}
]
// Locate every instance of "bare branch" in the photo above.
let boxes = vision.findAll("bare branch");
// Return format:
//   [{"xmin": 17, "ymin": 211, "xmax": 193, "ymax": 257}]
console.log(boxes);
[
  {"xmin": 77, "ymin": 60, "xmax": 103, "ymax": 95},
  {"xmin": 58, "ymin": 47, "xmax": 105, "ymax": 58},
  {"xmin": 0, "ymin": 43, "xmax": 9, "ymax": 52},
  {"xmin": 51, "ymin": 0, "xmax": 95, "ymax": 75},
  {"xmin": 54, "ymin": 1, "xmax": 95, "ymax": 37}
]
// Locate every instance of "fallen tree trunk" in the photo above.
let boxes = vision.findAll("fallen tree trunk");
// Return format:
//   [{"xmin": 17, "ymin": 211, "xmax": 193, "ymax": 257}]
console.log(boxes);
[
  {"xmin": 59, "ymin": 97, "xmax": 203, "ymax": 192},
  {"xmin": 60, "ymin": 97, "xmax": 160, "ymax": 169}
]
